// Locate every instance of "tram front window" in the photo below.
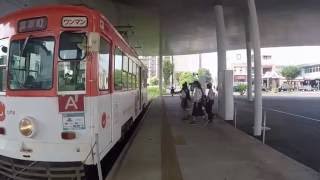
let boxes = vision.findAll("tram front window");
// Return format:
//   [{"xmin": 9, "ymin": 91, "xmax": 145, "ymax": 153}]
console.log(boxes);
[
  {"xmin": 8, "ymin": 37, "xmax": 54, "ymax": 90},
  {"xmin": 58, "ymin": 32, "xmax": 87, "ymax": 91}
]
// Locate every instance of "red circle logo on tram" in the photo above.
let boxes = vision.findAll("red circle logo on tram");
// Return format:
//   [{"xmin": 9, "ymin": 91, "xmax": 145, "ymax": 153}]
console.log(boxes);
[
  {"xmin": 101, "ymin": 112, "xmax": 107, "ymax": 128},
  {"xmin": 0, "ymin": 102, "xmax": 5, "ymax": 121}
]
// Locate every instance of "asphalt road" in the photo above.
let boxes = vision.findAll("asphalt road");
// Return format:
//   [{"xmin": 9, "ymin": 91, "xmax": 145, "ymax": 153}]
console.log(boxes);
[{"xmin": 234, "ymin": 96, "xmax": 320, "ymax": 172}]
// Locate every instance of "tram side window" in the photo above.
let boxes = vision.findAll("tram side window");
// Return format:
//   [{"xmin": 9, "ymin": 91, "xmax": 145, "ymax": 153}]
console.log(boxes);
[
  {"xmin": 122, "ymin": 55, "xmax": 129, "ymax": 90},
  {"xmin": 0, "ymin": 39, "xmax": 8, "ymax": 92},
  {"xmin": 132, "ymin": 63, "xmax": 137, "ymax": 89},
  {"xmin": 128, "ymin": 59, "xmax": 133, "ymax": 90},
  {"xmin": 98, "ymin": 38, "xmax": 110, "ymax": 90},
  {"xmin": 114, "ymin": 48, "xmax": 122, "ymax": 90},
  {"xmin": 58, "ymin": 32, "xmax": 87, "ymax": 91},
  {"xmin": 143, "ymin": 69, "xmax": 148, "ymax": 88},
  {"xmin": 136, "ymin": 66, "xmax": 140, "ymax": 89}
]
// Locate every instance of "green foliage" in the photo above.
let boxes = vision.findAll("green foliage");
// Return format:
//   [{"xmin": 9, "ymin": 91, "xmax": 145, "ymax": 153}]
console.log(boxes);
[
  {"xmin": 175, "ymin": 72, "xmax": 183, "ymax": 83},
  {"xmin": 198, "ymin": 68, "xmax": 212, "ymax": 84},
  {"xmin": 163, "ymin": 59, "xmax": 174, "ymax": 87},
  {"xmin": 147, "ymin": 86, "xmax": 166, "ymax": 100},
  {"xmin": 114, "ymin": 69, "xmax": 122, "ymax": 90},
  {"xmin": 149, "ymin": 76, "xmax": 159, "ymax": 86},
  {"xmin": 235, "ymin": 84, "xmax": 247, "ymax": 95},
  {"xmin": 177, "ymin": 72, "xmax": 195, "ymax": 86},
  {"xmin": 281, "ymin": 66, "xmax": 300, "ymax": 80}
]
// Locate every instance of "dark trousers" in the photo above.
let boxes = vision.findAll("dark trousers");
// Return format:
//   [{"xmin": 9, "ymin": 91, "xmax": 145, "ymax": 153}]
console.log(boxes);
[{"xmin": 205, "ymin": 100, "xmax": 214, "ymax": 120}]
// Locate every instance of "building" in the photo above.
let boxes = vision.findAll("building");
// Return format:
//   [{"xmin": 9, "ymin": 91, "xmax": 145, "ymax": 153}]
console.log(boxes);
[
  {"xmin": 298, "ymin": 64, "xmax": 320, "ymax": 89},
  {"xmin": 231, "ymin": 54, "xmax": 278, "ymax": 86},
  {"xmin": 140, "ymin": 56, "xmax": 158, "ymax": 78}
]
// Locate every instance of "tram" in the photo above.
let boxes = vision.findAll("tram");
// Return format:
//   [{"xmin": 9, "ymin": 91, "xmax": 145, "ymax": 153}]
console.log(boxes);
[{"xmin": 0, "ymin": 4, "xmax": 148, "ymax": 179}]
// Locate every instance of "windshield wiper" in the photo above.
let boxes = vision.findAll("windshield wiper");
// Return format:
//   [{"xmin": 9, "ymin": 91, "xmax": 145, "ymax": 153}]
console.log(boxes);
[{"xmin": 20, "ymin": 35, "xmax": 32, "ymax": 56}]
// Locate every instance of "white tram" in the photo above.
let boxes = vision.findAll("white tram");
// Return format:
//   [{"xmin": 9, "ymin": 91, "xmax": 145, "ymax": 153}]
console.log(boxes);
[{"xmin": 0, "ymin": 5, "xmax": 148, "ymax": 179}]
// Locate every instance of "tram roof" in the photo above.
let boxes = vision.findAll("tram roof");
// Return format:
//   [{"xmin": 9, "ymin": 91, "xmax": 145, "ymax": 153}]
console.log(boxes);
[{"xmin": 0, "ymin": 0, "xmax": 320, "ymax": 56}]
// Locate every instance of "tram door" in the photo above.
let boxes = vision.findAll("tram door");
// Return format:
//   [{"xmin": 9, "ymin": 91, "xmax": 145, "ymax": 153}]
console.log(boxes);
[{"xmin": 98, "ymin": 37, "xmax": 112, "ymax": 149}]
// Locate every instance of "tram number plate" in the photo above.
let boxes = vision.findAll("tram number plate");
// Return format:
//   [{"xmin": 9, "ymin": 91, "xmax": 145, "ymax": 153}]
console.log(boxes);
[
  {"xmin": 62, "ymin": 113, "xmax": 85, "ymax": 131},
  {"xmin": 62, "ymin": 17, "xmax": 88, "ymax": 28}
]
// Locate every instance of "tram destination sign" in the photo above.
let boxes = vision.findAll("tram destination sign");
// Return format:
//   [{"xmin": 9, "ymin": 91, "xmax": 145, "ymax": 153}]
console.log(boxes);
[
  {"xmin": 18, "ymin": 17, "xmax": 48, "ymax": 33},
  {"xmin": 62, "ymin": 16, "xmax": 88, "ymax": 28}
]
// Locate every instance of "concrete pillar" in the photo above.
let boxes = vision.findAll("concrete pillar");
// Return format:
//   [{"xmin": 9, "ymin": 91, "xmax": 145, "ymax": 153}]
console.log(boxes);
[
  {"xmin": 248, "ymin": 0, "xmax": 263, "ymax": 136},
  {"xmin": 171, "ymin": 56, "xmax": 174, "ymax": 87},
  {"xmin": 199, "ymin": 54, "xmax": 202, "ymax": 69},
  {"xmin": 159, "ymin": 49, "xmax": 163, "ymax": 96},
  {"xmin": 159, "ymin": 16, "xmax": 163, "ymax": 96},
  {"xmin": 245, "ymin": 17, "xmax": 253, "ymax": 101},
  {"xmin": 214, "ymin": 3, "xmax": 227, "ymax": 118}
]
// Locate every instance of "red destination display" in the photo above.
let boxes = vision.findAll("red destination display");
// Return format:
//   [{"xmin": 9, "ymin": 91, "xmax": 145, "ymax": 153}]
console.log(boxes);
[{"xmin": 18, "ymin": 17, "xmax": 48, "ymax": 33}]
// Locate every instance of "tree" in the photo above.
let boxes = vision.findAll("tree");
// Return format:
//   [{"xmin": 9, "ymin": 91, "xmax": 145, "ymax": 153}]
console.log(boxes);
[
  {"xmin": 177, "ymin": 72, "xmax": 195, "ymax": 86},
  {"xmin": 163, "ymin": 59, "xmax": 174, "ymax": 87},
  {"xmin": 281, "ymin": 66, "xmax": 300, "ymax": 81},
  {"xmin": 149, "ymin": 76, "xmax": 159, "ymax": 86},
  {"xmin": 198, "ymin": 68, "xmax": 212, "ymax": 84},
  {"xmin": 175, "ymin": 72, "xmax": 183, "ymax": 84}
]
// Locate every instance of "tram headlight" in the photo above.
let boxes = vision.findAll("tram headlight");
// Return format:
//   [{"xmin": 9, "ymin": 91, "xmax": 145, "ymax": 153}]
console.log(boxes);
[{"xmin": 19, "ymin": 117, "xmax": 36, "ymax": 137}]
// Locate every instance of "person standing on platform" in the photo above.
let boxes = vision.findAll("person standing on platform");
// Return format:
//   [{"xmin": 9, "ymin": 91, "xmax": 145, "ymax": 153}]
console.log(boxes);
[
  {"xmin": 190, "ymin": 81, "xmax": 205, "ymax": 124},
  {"xmin": 170, "ymin": 86, "xmax": 175, "ymax": 96},
  {"xmin": 180, "ymin": 82, "xmax": 191, "ymax": 120},
  {"xmin": 205, "ymin": 83, "xmax": 215, "ymax": 124}
]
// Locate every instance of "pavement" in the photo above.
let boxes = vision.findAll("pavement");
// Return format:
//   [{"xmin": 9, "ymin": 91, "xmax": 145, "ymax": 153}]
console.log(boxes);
[
  {"xmin": 107, "ymin": 96, "xmax": 319, "ymax": 180},
  {"xmin": 235, "ymin": 96, "xmax": 320, "ymax": 172},
  {"xmin": 262, "ymin": 91, "xmax": 320, "ymax": 97}
]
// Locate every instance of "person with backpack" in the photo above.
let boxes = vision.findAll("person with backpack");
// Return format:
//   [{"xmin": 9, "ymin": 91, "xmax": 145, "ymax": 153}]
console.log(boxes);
[
  {"xmin": 190, "ymin": 81, "xmax": 205, "ymax": 124},
  {"xmin": 180, "ymin": 82, "xmax": 191, "ymax": 120},
  {"xmin": 205, "ymin": 83, "xmax": 215, "ymax": 124}
]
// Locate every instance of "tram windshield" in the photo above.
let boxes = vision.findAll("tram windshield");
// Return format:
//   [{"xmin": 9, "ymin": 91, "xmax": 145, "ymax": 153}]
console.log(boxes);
[{"xmin": 8, "ymin": 37, "xmax": 54, "ymax": 90}]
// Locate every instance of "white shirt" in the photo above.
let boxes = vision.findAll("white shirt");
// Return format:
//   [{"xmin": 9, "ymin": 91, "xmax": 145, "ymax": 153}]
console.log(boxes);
[
  {"xmin": 193, "ymin": 87, "xmax": 203, "ymax": 103},
  {"xmin": 181, "ymin": 90, "xmax": 186, "ymax": 98},
  {"xmin": 207, "ymin": 89, "xmax": 215, "ymax": 100}
]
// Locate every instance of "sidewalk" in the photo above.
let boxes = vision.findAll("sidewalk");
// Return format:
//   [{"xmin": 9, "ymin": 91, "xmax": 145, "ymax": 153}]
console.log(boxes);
[{"xmin": 107, "ymin": 96, "xmax": 319, "ymax": 180}]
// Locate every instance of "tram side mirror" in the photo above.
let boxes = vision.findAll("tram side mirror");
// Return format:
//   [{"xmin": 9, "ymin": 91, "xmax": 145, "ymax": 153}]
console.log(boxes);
[
  {"xmin": 88, "ymin": 32, "xmax": 100, "ymax": 52},
  {"xmin": 1, "ymin": 46, "xmax": 7, "ymax": 53}
]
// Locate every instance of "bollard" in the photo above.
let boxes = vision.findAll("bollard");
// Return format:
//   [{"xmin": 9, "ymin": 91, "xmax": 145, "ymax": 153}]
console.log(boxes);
[
  {"xmin": 234, "ymin": 104, "xmax": 237, "ymax": 128},
  {"xmin": 262, "ymin": 111, "xmax": 267, "ymax": 144},
  {"xmin": 95, "ymin": 134, "xmax": 103, "ymax": 180}
]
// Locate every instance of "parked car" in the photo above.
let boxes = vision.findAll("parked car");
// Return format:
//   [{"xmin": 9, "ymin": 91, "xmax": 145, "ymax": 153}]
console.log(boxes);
[
  {"xmin": 278, "ymin": 84, "xmax": 290, "ymax": 92},
  {"xmin": 298, "ymin": 85, "xmax": 317, "ymax": 91}
]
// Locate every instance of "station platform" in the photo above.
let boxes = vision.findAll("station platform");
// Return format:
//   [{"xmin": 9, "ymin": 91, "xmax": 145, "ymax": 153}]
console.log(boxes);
[{"xmin": 106, "ymin": 96, "xmax": 319, "ymax": 180}]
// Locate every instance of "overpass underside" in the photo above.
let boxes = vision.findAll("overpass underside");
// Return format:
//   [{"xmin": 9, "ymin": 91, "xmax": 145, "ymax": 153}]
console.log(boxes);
[{"xmin": 1, "ymin": 0, "xmax": 320, "ymax": 55}]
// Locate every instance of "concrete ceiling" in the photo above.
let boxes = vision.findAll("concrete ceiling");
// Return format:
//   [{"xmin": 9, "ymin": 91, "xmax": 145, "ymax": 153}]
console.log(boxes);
[{"xmin": 1, "ymin": 0, "xmax": 320, "ymax": 56}]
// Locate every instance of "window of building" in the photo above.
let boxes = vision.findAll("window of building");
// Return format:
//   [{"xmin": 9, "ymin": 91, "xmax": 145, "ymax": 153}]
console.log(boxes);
[
  {"xmin": 98, "ymin": 38, "xmax": 110, "ymax": 90},
  {"xmin": 262, "ymin": 55, "xmax": 272, "ymax": 60},
  {"xmin": 114, "ymin": 48, "xmax": 122, "ymax": 90}
]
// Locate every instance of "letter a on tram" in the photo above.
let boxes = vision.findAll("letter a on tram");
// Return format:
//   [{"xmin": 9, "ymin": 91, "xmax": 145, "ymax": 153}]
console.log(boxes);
[{"xmin": 58, "ymin": 95, "xmax": 84, "ymax": 112}]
